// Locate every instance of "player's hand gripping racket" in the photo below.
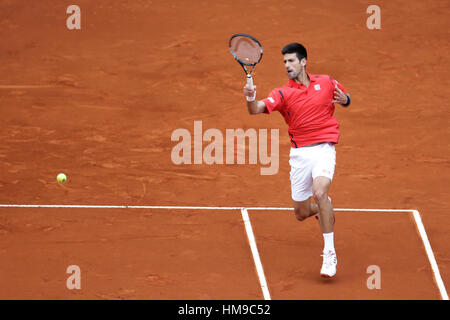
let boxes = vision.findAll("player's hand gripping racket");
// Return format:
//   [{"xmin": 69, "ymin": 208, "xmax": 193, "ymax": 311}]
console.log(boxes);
[{"xmin": 229, "ymin": 33, "xmax": 263, "ymax": 101}]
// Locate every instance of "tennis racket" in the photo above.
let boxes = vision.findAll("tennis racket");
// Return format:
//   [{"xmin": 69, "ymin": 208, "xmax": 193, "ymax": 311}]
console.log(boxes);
[{"xmin": 229, "ymin": 33, "xmax": 263, "ymax": 101}]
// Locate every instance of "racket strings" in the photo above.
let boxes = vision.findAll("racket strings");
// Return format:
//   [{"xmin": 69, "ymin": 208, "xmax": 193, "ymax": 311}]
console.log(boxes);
[{"xmin": 230, "ymin": 36, "xmax": 262, "ymax": 64}]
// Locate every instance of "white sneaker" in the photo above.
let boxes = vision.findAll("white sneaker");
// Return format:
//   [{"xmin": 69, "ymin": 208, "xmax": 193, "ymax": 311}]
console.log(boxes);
[{"xmin": 320, "ymin": 250, "xmax": 337, "ymax": 278}]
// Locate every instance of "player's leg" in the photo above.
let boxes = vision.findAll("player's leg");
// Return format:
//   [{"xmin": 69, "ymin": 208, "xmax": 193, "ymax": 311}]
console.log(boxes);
[
  {"xmin": 313, "ymin": 177, "xmax": 334, "ymax": 233},
  {"xmin": 289, "ymin": 148, "xmax": 315, "ymax": 221},
  {"xmin": 293, "ymin": 197, "xmax": 319, "ymax": 221},
  {"xmin": 311, "ymin": 143, "xmax": 336, "ymax": 234},
  {"xmin": 311, "ymin": 143, "xmax": 337, "ymax": 278},
  {"xmin": 313, "ymin": 176, "xmax": 337, "ymax": 278}
]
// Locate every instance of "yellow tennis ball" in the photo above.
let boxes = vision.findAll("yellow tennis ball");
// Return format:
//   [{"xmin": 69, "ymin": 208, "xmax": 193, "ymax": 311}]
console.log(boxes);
[{"xmin": 57, "ymin": 173, "xmax": 67, "ymax": 183}]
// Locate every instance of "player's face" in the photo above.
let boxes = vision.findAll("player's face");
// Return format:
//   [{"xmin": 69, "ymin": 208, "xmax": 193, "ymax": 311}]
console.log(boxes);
[{"xmin": 284, "ymin": 53, "xmax": 305, "ymax": 80}]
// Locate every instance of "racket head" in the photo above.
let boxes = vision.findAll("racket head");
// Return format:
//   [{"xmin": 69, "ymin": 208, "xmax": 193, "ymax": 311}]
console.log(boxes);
[{"xmin": 229, "ymin": 33, "xmax": 263, "ymax": 67}]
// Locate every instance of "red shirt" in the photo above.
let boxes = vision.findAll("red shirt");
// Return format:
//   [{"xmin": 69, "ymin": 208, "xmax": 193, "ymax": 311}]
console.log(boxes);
[{"xmin": 262, "ymin": 74, "xmax": 347, "ymax": 148}]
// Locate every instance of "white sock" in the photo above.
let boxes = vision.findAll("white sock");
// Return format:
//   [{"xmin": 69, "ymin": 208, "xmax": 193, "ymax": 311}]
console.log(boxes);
[{"xmin": 323, "ymin": 232, "xmax": 335, "ymax": 253}]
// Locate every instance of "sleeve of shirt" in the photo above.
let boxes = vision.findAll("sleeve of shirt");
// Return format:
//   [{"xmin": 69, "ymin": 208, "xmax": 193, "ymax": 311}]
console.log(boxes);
[
  {"xmin": 330, "ymin": 76, "xmax": 347, "ymax": 94},
  {"xmin": 261, "ymin": 88, "xmax": 285, "ymax": 114}
]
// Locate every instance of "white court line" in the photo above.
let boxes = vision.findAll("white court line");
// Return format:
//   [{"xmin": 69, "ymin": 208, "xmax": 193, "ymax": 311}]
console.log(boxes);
[
  {"xmin": 411, "ymin": 210, "xmax": 449, "ymax": 300},
  {"xmin": 0, "ymin": 204, "xmax": 242, "ymax": 210},
  {"xmin": 240, "ymin": 208, "xmax": 271, "ymax": 300},
  {"xmin": 0, "ymin": 204, "xmax": 447, "ymax": 300},
  {"xmin": 0, "ymin": 204, "xmax": 415, "ymax": 212},
  {"xmin": 247, "ymin": 207, "xmax": 416, "ymax": 212}
]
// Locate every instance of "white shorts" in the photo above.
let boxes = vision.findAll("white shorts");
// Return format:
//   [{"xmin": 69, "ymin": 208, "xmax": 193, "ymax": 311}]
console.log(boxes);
[{"xmin": 289, "ymin": 142, "xmax": 336, "ymax": 202}]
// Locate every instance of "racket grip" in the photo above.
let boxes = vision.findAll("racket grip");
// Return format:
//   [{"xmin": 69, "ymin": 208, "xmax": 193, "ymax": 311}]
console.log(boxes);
[{"xmin": 246, "ymin": 74, "xmax": 256, "ymax": 102}]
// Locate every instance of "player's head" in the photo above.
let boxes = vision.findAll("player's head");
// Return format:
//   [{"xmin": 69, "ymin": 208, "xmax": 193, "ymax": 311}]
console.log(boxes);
[
  {"xmin": 281, "ymin": 43, "xmax": 307, "ymax": 80},
  {"xmin": 282, "ymin": 43, "xmax": 307, "ymax": 61}
]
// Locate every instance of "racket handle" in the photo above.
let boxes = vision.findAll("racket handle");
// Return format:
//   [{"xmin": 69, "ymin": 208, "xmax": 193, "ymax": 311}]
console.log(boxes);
[
  {"xmin": 246, "ymin": 74, "xmax": 256, "ymax": 102},
  {"xmin": 246, "ymin": 74, "xmax": 254, "ymax": 87}
]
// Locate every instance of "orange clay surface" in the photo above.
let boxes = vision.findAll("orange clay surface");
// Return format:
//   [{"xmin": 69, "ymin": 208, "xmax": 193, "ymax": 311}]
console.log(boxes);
[{"xmin": 0, "ymin": 0, "xmax": 448, "ymax": 299}]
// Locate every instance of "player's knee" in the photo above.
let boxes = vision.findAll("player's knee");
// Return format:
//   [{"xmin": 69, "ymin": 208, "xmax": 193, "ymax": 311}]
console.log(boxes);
[
  {"xmin": 294, "ymin": 207, "xmax": 309, "ymax": 221},
  {"xmin": 313, "ymin": 189, "xmax": 327, "ymax": 204}
]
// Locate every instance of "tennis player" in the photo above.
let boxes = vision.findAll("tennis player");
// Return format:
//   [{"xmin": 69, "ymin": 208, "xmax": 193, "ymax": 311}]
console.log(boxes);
[{"xmin": 243, "ymin": 43, "xmax": 351, "ymax": 278}]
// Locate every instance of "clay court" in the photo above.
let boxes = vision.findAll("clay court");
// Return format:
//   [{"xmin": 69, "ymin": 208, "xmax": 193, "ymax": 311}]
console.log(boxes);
[{"xmin": 0, "ymin": 0, "xmax": 449, "ymax": 300}]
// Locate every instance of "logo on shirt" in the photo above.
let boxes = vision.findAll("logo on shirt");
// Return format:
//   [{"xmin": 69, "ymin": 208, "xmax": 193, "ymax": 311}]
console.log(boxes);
[
  {"xmin": 314, "ymin": 84, "xmax": 321, "ymax": 91},
  {"xmin": 268, "ymin": 97, "xmax": 275, "ymax": 103}
]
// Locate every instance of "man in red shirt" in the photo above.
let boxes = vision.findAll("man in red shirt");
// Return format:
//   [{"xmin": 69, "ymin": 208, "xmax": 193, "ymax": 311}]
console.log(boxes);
[{"xmin": 243, "ymin": 43, "xmax": 351, "ymax": 278}]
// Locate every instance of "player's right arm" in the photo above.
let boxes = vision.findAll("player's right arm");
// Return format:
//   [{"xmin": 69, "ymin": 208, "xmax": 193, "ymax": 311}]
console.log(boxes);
[
  {"xmin": 246, "ymin": 100, "xmax": 267, "ymax": 114},
  {"xmin": 243, "ymin": 84, "xmax": 268, "ymax": 114}
]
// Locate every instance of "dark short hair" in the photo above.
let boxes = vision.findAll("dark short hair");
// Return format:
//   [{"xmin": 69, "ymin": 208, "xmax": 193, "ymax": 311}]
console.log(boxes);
[{"xmin": 281, "ymin": 43, "xmax": 307, "ymax": 61}]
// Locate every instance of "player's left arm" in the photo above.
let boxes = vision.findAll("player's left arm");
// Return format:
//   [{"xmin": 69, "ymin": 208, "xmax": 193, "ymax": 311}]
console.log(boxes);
[{"xmin": 332, "ymin": 84, "xmax": 351, "ymax": 107}]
